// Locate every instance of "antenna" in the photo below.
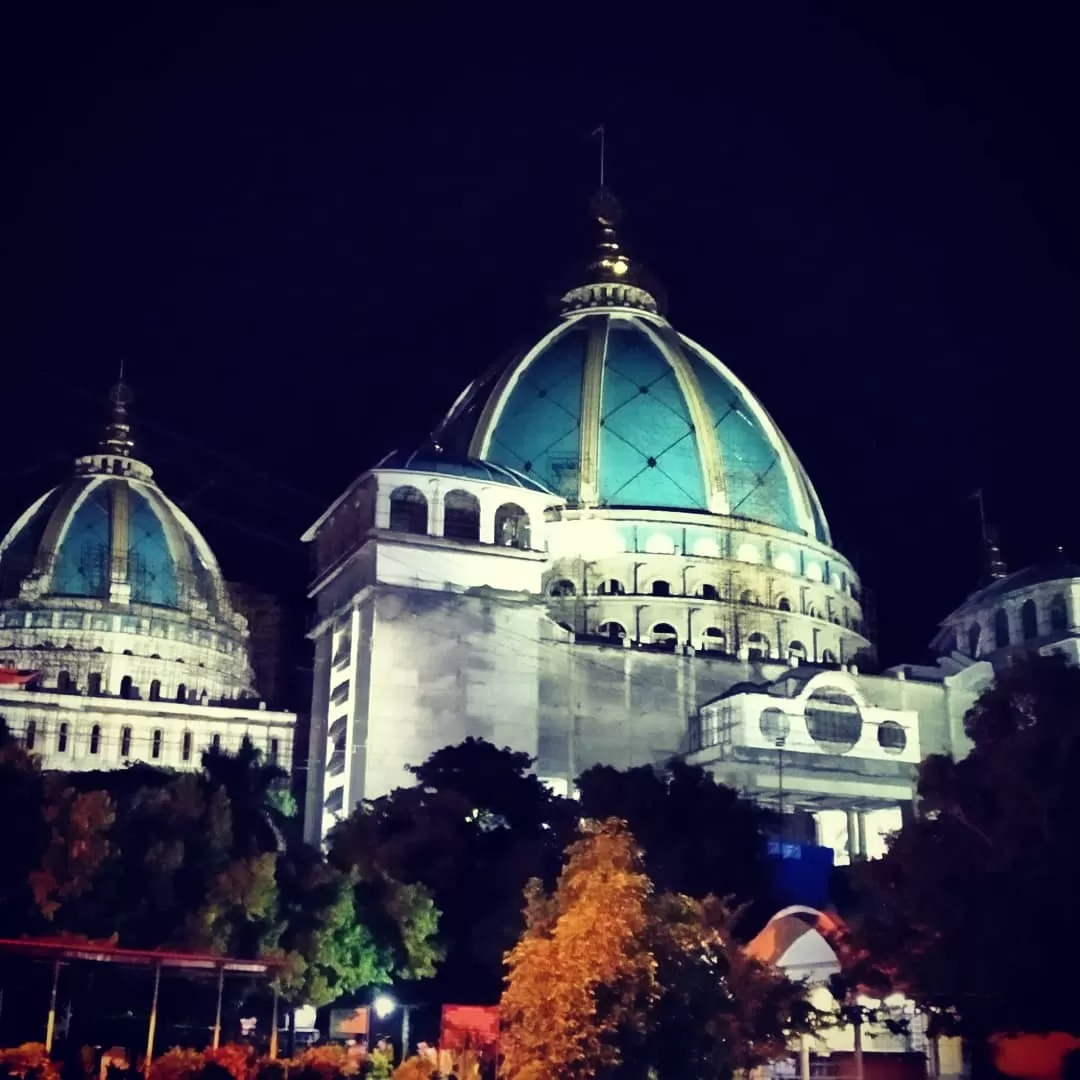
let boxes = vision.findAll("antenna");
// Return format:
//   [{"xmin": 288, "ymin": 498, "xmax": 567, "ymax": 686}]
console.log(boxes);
[
  {"xmin": 592, "ymin": 125, "xmax": 606, "ymax": 189},
  {"xmin": 972, "ymin": 488, "xmax": 988, "ymax": 547}
]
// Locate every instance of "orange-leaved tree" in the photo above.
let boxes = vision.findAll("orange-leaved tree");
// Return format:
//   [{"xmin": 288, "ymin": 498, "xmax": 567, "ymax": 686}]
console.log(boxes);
[
  {"xmin": 501, "ymin": 818, "xmax": 811, "ymax": 1080},
  {"xmin": 501, "ymin": 818, "xmax": 658, "ymax": 1080}
]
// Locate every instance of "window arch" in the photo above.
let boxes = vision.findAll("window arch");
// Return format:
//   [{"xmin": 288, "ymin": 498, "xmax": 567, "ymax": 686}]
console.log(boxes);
[
  {"xmin": 495, "ymin": 503, "xmax": 530, "ymax": 549},
  {"xmin": 181, "ymin": 731, "xmax": 193, "ymax": 762},
  {"xmin": 120, "ymin": 726, "xmax": 132, "ymax": 757},
  {"xmin": 388, "ymin": 486, "xmax": 428, "ymax": 535},
  {"xmin": 821, "ymin": 648, "xmax": 838, "ymax": 665},
  {"xmin": 994, "ymin": 608, "xmax": 1010, "ymax": 649},
  {"xmin": 57, "ymin": 670, "xmax": 73, "ymax": 693},
  {"xmin": 777, "ymin": 597, "xmax": 792, "ymax": 612},
  {"xmin": 89, "ymin": 724, "xmax": 101, "ymax": 755},
  {"xmin": 88, "ymin": 672, "xmax": 102, "ymax": 696},
  {"xmin": 698, "ymin": 583, "xmax": 720, "ymax": 601},
  {"xmin": 443, "ymin": 489, "xmax": 481, "ymax": 542},
  {"xmin": 211, "ymin": 733, "xmax": 222, "ymax": 752},
  {"xmin": 176, "ymin": 682, "xmax": 187, "ymax": 703},
  {"xmin": 57, "ymin": 722, "xmax": 69, "ymax": 754},
  {"xmin": 968, "ymin": 621, "xmax": 982, "ymax": 656},
  {"xmin": 740, "ymin": 589, "xmax": 759, "ymax": 606},
  {"xmin": 651, "ymin": 580, "xmax": 671, "ymax": 597},
  {"xmin": 598, "ymin": 620, "xmax": 627, "ymax": 642},
  {"xmin": 787, "ymin": 640, "xmax": 807, "ymax": 663},
  {"xmin": 737, "ymin": 543, "xmax": 762, "ymax": 564},
  {"xmin": 120, "ymin": 675, "xmax": 134, "ymax": 700},
  {"xmin": 1050, "ymin": 592, "xmax": 1069, "ymax": 633},
  {"xmin": 650, "ymin": 623, "xmax": 678, "ymax": 650},
  {"xmin": 25, "ymin": 719, "xmax": 37, "ymax": 751},
  {"xmin": 747, "ymin": 631, "xmax": 770, "ymax": 661},
  {"xmin": 597, "ymin": 578, "xmax": 626, "ymax": 596},
  {"xmin": 549, "ymin": 579, "xmax": 576, "ymax": 597},
  {"xmin": 269, "ymin": 738, "xmax": 280, "ymax": 765},
  {"xmin": 701, "ymin": 627, "xmax": 726, "ymax": 652},
  {"xmin": 149, "ymin": 679, "xmax": 162, "ymax": 702},
  {"xmin": 151, "ymin": 729, "xmax": 163, "ymax": 760},
  {"xmin": 1021, "ymin": 598, "xmax": 1039, "ymax": 641}
]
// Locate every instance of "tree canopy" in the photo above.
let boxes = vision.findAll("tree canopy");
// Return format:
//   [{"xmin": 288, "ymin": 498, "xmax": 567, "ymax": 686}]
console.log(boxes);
[
  {"xmin": 0, "ymin": 725, "xmax": 438, "ymax": 1008},
  {"xmin": 577, "ymin": 760, "xmax": 776, "ymax": 932},
  {"xmin": 846, "ymin": 653, "xmax": 1080, "ymax": 1036},
  {"xmin": 501, "ymin": 818, "xmax": 808, "ymax": 1080},
  {"xmin": 328, "ymin": 738, "xmax": 577, "ymax": 1004}
]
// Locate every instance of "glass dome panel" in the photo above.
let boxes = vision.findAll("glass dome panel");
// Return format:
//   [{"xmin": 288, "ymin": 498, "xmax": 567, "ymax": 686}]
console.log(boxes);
[
  {"xmin": 52, "ymin": 485, "xmax": 111, "ymax": 597},
  {"xmin": 599, "ymin": 326, "xmax": 706, "ymax": 509},
  {"xmin": 128, "ymin": 489, "xmax": 179, "ymax": 607},
  {"xmin": 682, "ymin": 343, "xmax": 800, "ymax": 534}
]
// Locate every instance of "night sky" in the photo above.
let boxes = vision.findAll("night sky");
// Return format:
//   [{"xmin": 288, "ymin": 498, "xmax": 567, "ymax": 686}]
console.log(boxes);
[{"xmin": 5, "ymin": 6, "xmax": 1078, "ymax": 673}]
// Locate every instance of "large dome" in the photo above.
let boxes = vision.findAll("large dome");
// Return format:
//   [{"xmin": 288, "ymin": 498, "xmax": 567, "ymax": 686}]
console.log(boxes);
[{"xmin": 437, "ymin": 194, "xmax": 830, "ymax": 545}]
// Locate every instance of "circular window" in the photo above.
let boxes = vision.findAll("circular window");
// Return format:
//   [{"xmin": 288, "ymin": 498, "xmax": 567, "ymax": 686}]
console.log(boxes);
[
  {"xmin": 760, "ymin": 707, "xmax": 791, "ymax": 743},
  {"xmin": 805, "ymin": 688, "xmax": 862, "ymax": 753},
  {"xmin": 877, "ymin": 721, "xmax": 907, "ymax": 754}
]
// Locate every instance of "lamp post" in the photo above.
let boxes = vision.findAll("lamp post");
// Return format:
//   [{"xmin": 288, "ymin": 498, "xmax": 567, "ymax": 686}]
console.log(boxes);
[
  {"xmin": 776, "ymin": 734, "xmax": 787, "ymax": 844},
  {"xmin": 372, "ymin": 994, "xmax": 417, "ymax": 1061}
]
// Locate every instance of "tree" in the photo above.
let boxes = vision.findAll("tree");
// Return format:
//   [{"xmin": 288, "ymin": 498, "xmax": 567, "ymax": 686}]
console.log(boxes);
[
  {"xmin": 576, "ymin": 760, "xmax": 775, "ymax": 931},
  {"xmin": 330, "ymin": 738, "xmax": 576, "ymax": 1003},
  {"xmin": 501, "ymin": 818, "xmax": 809, "ymax": 1080},
  {"xmin": 847, "ymin": 653, "xmax": 1080, "ymax": 1038}
]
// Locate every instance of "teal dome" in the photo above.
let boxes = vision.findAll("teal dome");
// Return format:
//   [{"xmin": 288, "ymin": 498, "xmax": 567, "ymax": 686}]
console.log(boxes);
[
  {"xmin": 0, "ymin": 384, "xmax": 228, "ymax": 613},
  {"xmin": 457, "ymin": 309, "xmax": 829, "ymax": 543},
  {"xmin": 0, "ymin": 475, "xmax": 227, "ymax": 612}
]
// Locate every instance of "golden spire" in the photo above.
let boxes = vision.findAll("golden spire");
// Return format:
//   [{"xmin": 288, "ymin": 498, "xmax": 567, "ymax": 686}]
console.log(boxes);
[{"xmin": 560, "ymin": 190, "xmax": 659, "ymax": 315}]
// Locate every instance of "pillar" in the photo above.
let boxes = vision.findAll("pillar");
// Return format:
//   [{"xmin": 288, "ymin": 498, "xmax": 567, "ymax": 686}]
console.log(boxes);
[
  {"xmin": 44, "ymin": 960, "xmax": 61, "ymax": 1054},
  {"xmin": 145, "ymin": 964, "xmax": 162, "ymax": 1074},
  {"xmin": 212, "ymin": 965, "xmax": 225, "ymax": 1049},
  {"xmin": 269, "ymin": 987, "xmax": 280, "ymax": 1060},
  {"xmin": 857, "ymin": 811, "xmax": 869, "ymax": 861},
  {"xmin": 846, "ymin": 809, "xmax": 860, "ymax": 862}
]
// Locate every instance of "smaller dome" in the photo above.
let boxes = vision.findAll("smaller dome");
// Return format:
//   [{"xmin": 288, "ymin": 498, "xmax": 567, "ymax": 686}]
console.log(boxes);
[{"xmin": 0, "ymin": 385, "xmax": 229, "ymax": 616}]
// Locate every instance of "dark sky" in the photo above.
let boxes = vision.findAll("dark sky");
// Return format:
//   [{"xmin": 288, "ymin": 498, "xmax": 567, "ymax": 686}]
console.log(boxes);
[{"xmin": 4, "ymin": 5, "xmax": 1078, "ymax": 666}]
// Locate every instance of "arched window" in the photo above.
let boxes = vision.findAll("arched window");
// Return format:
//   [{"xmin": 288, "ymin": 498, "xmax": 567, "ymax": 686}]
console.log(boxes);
[
  {"xmin": 651, "ymin": 580, "xmax": 671, "ymax": 597},
  {"xmin": 120, "ymin": 726, "xmax": 132, "ymax": 757},
  {"xmin": 645, "ymin": 533, "xmax": 676, "ymax": 555},
  {"xmin": 181, "ymin": 731, "xmax": 193, "ymax": 762},
  {"xmin": 149, "ymin": 679, "xmax": 162, "ymax": 702},
  {"xmin": 597, "ymin": 579, "xmax": 626, "ymax": 596},
  {"xmin": 747, "ymin": 631, "xmax": 770, "ymax": 661},
  {"xmin": 176, "ymin": 683, "xmax": 187, "ymax": 703},
  {"xmin": 151, "ymin": 729, "xmax": 163, "ymax": 760},
  {"xmin": 1021, "ymin": 599, "xmax": 1039, "ymax": 641},
  {"xmin": 120, "ymin": 675, "xmax": 134, "ymax": 700},
  {"xmin": 777, "ymin": 597, "xmax": 792, "ymax": 612},
  {"xmin": 994, "ymin": 609, "xmax": 1010, "ymax": 649},
  {"xmin": 57, "ymin": 722, "xmax": 69, "ymax": 754},
  {"xmin": 788, "ymin": 640, "xmax": 807, "ymax": 663},
  {"xmin": 598, "ymin": 620, "xmax": 627, "ymax": 642},
  {"xmin": 89, "ymin": 724, "xmax": 101, "ymax": 755},
  {"xmin": 651, "ymin": 623, "xmax": 678, "ymax": 650},
  {"xmin": 701, "ymin": 627, "xmax": 726, "ymax": 652},
  {"xmin": 388, "ymin": 486, "xmax": 428, "ymax": 535},
  {"xmin": 698, "ymin": 584, "xmax": 719, "ymax": 601},
  {"xmin": 737, "ymin": 543, "xmax": 762, "ymax": 564},
  {"xmin": 821, "ymin": 648, "xmax": 838, "ymax": 665},
  {"xmin": 211, "ymin": 733, "xmax": 222, "ymax": 752},
  {"xmin": 1050, "ymin": 593, "xmax": 1069, "ymax": 633},
  {"xmin": 269, "ymin": 737, "xmax": 280, "ymax": 765},
  {"xmin": 740, "ymin": 589, "xmax": 758, "ymax": 605},
  {"xmin": 25, "ymin": 720, "xmax": 37, "ymax": 751},
  {"xmin": 57, "ymin": 670, "xmax": 73, "ymax": 693},
  {"xmin": 443, "ymin": 489, "xmax": 481, "ymax": 542},
  {"xmin": 495, "ymin": 503, "xmax": 531, "ymax": 549},
  {"xmin": 549, "ymin": 579, "xmax": 576, "ymax": 597},
  {"xmin": 88, "ymin": 672, "xmax": 102, "ymax": 696},
  {"xmin": 968, "ymin": 621, "xmax": 982, "ymax": 656}
]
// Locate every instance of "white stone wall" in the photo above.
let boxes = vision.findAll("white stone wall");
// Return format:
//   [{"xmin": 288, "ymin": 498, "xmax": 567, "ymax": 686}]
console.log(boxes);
[{"xmin": 0, "ymin": 687, "xmax": 296, "ymax": 773}]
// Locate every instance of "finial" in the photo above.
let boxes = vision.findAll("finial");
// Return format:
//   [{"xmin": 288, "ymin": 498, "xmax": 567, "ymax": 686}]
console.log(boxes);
[
  {"xmin": 592, "ymin": 124, "xmax": 606, "ymax": 190},
  {"xmin": 100, "ymin": 380, "xmax": 136, "ymax": 457}
]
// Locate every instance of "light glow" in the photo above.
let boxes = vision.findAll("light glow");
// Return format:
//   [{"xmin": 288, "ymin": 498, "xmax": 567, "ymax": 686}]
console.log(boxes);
[{"xmin": 373, "ymin": 993, "xmax": 396, "ymax": 1019}]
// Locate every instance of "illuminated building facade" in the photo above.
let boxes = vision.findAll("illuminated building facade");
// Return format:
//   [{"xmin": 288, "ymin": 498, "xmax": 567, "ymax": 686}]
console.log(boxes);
[
  {"xmin": 0, "ymin": 386, "xmax": 296, "ymax": 771},
  {"xmin": 301, "ymin": 193, "xmax": 1069, "ymax": 857}
]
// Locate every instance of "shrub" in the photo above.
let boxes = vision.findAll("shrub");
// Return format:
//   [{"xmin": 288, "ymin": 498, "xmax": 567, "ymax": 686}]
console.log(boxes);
[
  {"xmin": 147, "ymin": 1049, "xmax": 206, "ymax": 1080},
  {"xmin": 203, "ymin": 1046, "xmax": 253, "ymax": 1080},
  {"xmin": 0, "ymin": 1045, "xmax": 62, "ymax": 1080}
]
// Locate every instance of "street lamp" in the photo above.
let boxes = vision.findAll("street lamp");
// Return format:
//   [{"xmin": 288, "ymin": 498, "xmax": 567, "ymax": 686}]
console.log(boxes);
[{"xmin": 371, "ymin": 994, "xmax": 416, "ymax": 1060}]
